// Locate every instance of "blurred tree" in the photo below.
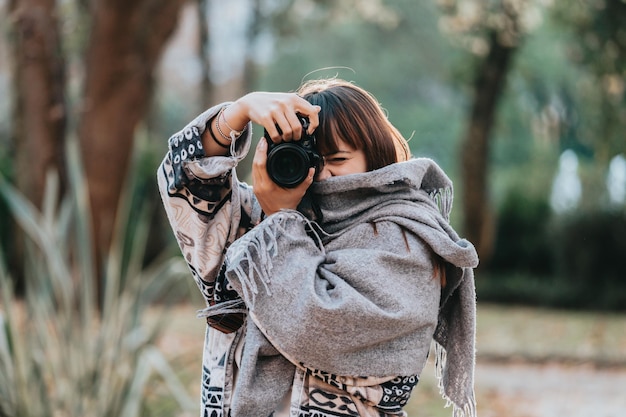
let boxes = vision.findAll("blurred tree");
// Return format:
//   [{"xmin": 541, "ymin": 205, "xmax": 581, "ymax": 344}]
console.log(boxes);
[
  {"xmin": 7, "ymin": 0, "xmax": 66, "ymax": 290},
  {"xmin": 552, "ymin": 0, "xmax": 626, "ymax": 161},
  {"xmin": 9, "ymin": 0, "xmax": 66, "ymax": 208},
  {"xmin": 437, "ymin": 0, "xmax": 543, "ymax": 264},
  {"xmin": 5, "ymin": 0, "xmax": 188, "ymax": 297},
  {"xmin": 77, "ymin": 0, "xmax": 187, "ymax": 296},
  {"xmin": 197, "ymin": 0, "xmax": 214, "ymax": 108}
]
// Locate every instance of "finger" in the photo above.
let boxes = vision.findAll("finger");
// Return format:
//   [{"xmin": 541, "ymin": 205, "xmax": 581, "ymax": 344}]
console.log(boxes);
[
  {"xmin": 292, "ymin": 96, "xmax": 321, "ymax": 134},
  {"xmin": 306, "ymin": 105, "xmax": 321, "ymax": 135},
  {"xmin": 285, "ymin": 111, "xmax": 304, "ymax": 140},
  {"xmin": 294, "ymin": 168, "xmax": 315, "ymax": 194},
  {"xmin": 252, "ymin": 138, "xmax": 269, "ymax": 183},
  {"xmin": 272, "ymin": 112, "xmax": 293, "ymax": 141},
  {"xmin": 261, "ymin": 117, "xmax": 282, "ymax": 144},
  {"xmin": 305, "ymin": 167, "xmax": 315, "ymax": 186}
]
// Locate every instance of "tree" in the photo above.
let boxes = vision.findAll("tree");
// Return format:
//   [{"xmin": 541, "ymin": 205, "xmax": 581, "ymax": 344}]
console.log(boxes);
[
  {"xmin": 437, "ymin": 0, "xmax": 542, "ymax": 263},
  {"xmin": 7, "ymin": 0, "xmax": 66, "ymax": 289},
  {"xmin": 6, "ymin": 0, "xmax": 187, "ymax": 298},
  {"xmin": 9, "ymin": 0, "xmax": 66, "ymax": 208},
  {"xmin": 77, "ymin": 0, "xmax": 187, "ymax": 291},
  {"xmin": 552, "ymin": 0, "xmax": 626, "ymax": 161}
]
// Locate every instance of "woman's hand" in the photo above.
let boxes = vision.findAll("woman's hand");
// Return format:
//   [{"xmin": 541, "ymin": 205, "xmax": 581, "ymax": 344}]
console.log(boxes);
[
  {"xmin": 202, "ymin": 91, "xmax": 320, "ymax": 156},
  {"xmin": 252, "ymin": 139, "xmax": 315, "ymax": 216},
  {"xmin": 204, "ymin": 91, "xmax": 319, "ymax": 213},
  {"xmin": 228, "ymin": 92, "xmax": 320, "ymax": 143},
  {"xmin": 230, "ymin": 92, "xmax": 319, "ymax": 214}
]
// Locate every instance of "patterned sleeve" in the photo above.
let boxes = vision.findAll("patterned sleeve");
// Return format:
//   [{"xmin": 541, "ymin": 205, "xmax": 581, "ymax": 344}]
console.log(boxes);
[{"xmin": 157, "ymin": 103, "xmax": 261, "ymax": 310}]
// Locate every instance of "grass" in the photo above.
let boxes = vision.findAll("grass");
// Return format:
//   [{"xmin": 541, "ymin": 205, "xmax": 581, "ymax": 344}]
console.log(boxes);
[{"xmin": 0, "ymin": 140, "xmax": 196, "ymax": 417}]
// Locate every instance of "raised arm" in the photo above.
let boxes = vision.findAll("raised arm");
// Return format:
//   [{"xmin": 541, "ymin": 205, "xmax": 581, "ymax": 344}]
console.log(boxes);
[{"xmin": 157, "ymin": 93, "xmax": 321, "ymax": 306}]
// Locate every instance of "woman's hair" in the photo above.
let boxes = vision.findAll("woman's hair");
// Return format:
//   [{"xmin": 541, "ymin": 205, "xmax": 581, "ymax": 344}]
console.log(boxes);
[
  {"xmin": 297, "ymin": 79, "xmax": 448, "ymax": 285},
  {"xmin": 297, "ymin": 78, "xmax": 411, "ymax": 171}
]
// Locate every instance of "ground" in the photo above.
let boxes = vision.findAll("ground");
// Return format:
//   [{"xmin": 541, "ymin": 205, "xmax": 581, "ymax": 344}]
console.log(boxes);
[
  {"xmin": 407, "ymin": 358, "xmax": 626, "ymax": 417},
  {"xmin": 473, "ymin": 361, "xmax": 626, "ymax": 417}
]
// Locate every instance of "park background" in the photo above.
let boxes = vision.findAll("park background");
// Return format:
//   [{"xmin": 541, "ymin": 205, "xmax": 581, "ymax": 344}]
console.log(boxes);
[{"xmin": 0, "ymin": 0, "xmax": 625, "ymax": 416}]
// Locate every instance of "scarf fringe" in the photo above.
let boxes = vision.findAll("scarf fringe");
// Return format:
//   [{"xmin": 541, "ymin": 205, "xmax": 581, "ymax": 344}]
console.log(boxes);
[
  {"xmin": 225, "ymin": 217, "xmax": 288, "ymax": 307},
  {"xmin": 196, "ymin": 299, "xmax": 247, "ymax": 318},
  {"xmin": 434, "ymin": 342, "xmax": 477, "ymax": 417},
  {"xmin": 428, "ymin": 187, "xmax": 453, "ymax": 222},
  {"xmin": 226, "ymin": 212, "xmax": 327, "ymax": 309}
]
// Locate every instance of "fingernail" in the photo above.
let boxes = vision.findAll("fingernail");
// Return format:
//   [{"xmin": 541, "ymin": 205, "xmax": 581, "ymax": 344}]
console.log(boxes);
[{"xmin": 258, "ymin": 139, "xmax": 267, "ymax": 150}]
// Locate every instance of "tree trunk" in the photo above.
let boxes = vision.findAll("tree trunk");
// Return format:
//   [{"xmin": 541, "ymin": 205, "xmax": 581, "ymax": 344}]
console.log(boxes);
[
  {"xmin": 8, "ymin": 0, "xmax": 66, "ymax": 290},
  {"xmin": 78, "ymin": 0, "xmax": 186, "ymax": 292},
  {"xmin": 197, "ymin": 0, "xmax": 214, "ymax": 109},
  {"xmin": 461, "ymin": 30, "xmax": 516, "ymax": 265},
  {"xmin": 9, "ymin": 0, "xmax": 67, "ymax": 207},
  {"xmin": 242, "ymin": 0, "xmax": 262, "ymax": 93}
]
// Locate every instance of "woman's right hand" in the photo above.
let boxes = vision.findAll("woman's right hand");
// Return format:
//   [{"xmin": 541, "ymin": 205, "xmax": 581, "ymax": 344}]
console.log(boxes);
[{"xmin": 227, "ymin": 92, "xmax": 321, "ymax": 143}]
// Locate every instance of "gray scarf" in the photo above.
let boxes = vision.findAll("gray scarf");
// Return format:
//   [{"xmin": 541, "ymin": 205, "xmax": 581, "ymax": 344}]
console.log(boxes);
[
  {"xmin": 310, "ymin": 158, "xmax": 479, "ymax": 417},
  {"xmin": 212, "ymin": 158, "xmax": 478, "ymax": 417}
]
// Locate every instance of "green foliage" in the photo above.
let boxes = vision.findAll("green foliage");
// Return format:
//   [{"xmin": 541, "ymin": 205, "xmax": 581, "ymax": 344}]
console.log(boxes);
[
  {"xmin": 0, "ymin": 140, "xmax": 195, "ymax": 417},
  {"xmin": 490, "ymin": 187, "xmax": 553, "ymax": 275},
  {"xmin": 550, "ymin": 0, "xmax": 626, "ymax": 158},
  {"xmin": 476, "ymin": 272, "xmax": 584, "ymax": 310},
  {"xmin": 481, "ymin": 207, "xmax": 626, "ymax": 311},
  {"xmin": 550, "ymin": 209, "xmax": 626, "ymax": 310}
]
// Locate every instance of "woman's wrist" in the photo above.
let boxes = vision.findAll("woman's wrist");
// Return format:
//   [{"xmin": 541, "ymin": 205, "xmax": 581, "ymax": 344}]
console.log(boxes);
[
  {"xmin": 202, "ymin": 102, "xmax": 250, "ymax": 156},
  {"xmin": 221, "ymin": 100, "xmax": 249, "ymax": 136}
]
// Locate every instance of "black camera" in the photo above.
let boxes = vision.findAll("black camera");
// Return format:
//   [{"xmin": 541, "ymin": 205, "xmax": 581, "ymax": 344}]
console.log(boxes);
[{"xmin": 264, "ymin": 116, "xmax": 321, "ymax": 188}]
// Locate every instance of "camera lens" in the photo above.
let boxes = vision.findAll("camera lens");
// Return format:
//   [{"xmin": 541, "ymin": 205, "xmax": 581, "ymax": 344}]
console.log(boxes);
[{"xmin": 266, "ymin": 144, "xmax": 310, "ymax": 188}]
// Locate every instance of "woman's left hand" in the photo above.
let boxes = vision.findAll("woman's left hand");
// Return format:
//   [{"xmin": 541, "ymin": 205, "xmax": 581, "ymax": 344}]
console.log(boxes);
[{"xmin": 252, "ymin": 139, "xmax": 314, "ymax": 216}]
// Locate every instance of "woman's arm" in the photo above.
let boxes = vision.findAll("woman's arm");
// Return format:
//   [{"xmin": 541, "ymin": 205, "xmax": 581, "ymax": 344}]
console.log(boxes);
[
  {"xmin": 157, "ymin": 103, "xmax": 255, "ymax": 305},
  {"xmin": 157, "ymin": 93, "xmax": 321, "ymax": 306}
]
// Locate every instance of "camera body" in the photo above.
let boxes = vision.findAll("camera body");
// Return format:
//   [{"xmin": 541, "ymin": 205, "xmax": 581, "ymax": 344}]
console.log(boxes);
[{"xmin": 265, "ymin": 116, "xmax": 321, "ymax": 188}]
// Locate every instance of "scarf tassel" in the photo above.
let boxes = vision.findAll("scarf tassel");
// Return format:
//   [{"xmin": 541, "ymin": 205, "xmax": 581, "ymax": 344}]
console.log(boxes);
[
  {"xmin": 429, "ymin": 187, "xmax": 453, "ymax": 222},
  {"xmin": 224, "ymin": 219, "xmax": 289, "ymax": 307},
  {"xmin": 434, "ymin": 342, "xmax": 477, "ymax": 417}
]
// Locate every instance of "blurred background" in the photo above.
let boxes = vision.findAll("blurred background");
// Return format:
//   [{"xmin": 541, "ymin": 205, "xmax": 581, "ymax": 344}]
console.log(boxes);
[{"xmin": 0, "ymin": 0, "xmax": 625, "ymax": 416}]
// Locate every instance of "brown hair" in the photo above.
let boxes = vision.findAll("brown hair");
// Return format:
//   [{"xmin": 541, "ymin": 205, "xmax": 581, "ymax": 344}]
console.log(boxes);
[{"xmin": 297, "ymin": 78, "xmax": 411, "ymax": 170}]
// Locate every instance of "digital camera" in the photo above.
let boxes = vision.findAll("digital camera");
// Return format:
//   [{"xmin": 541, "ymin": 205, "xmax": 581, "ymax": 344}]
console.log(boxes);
[{"xmin": 265, "ymin": 116, "xmax": 321, "ymax": 188}]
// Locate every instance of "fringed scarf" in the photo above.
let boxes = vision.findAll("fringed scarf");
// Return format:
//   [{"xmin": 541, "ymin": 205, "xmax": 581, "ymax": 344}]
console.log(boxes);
[{"xmin": 202, "ymin": 158, "xmax": 479, "ymax": 417}]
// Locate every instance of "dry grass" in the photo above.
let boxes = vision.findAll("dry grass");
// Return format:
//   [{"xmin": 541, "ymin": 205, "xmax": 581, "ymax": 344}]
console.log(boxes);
[{"xmin": 476, "ymin": 303, "xmax": 626, "ymax": 366}]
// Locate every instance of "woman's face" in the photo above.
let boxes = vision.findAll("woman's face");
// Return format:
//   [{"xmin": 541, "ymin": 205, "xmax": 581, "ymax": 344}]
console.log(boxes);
[{"xmin": 314, "ymin": 140, "xmax": 367, "ymax": 181}]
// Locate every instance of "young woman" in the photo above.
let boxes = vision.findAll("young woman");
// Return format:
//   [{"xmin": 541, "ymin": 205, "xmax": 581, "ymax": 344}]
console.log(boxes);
[{"xmin": 158, "ymin": 78, "xmax": 479, "ymax": 417}]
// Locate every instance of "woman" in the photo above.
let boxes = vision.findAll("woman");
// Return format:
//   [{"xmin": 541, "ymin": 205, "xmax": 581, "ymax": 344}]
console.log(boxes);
[{"xmin": 158, "ymin": 78, "xmax": 479, "ymax": 417}]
